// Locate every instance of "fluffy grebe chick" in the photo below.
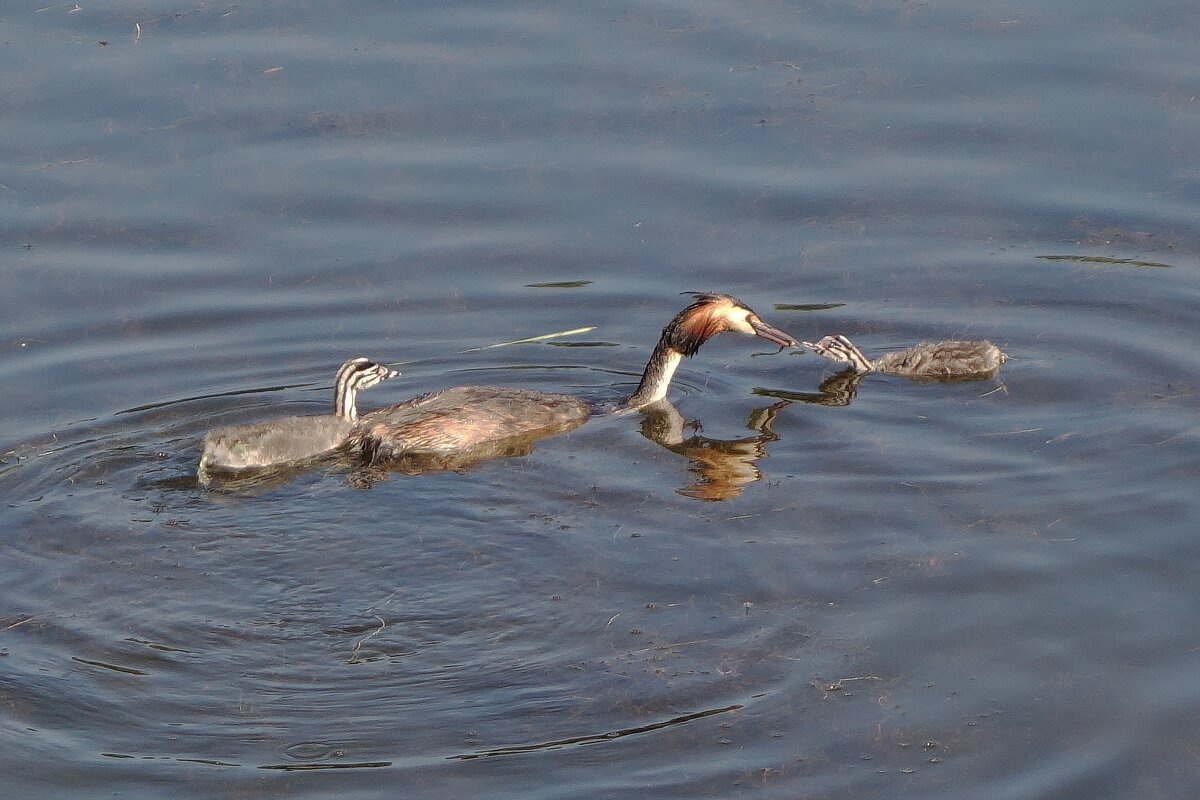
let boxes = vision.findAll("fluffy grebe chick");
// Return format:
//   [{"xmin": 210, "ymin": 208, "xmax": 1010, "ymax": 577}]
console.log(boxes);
[
  {"xmin": 349, "ymin": 292, "xmax": 797, "ymax": 462},
  {"xmin": 803, "ymin": 334, "xmax": 1007, "ymax": 378},
  {"xmin": 199, "ymin": 357, "xmax": 397, "ymax": 474}
]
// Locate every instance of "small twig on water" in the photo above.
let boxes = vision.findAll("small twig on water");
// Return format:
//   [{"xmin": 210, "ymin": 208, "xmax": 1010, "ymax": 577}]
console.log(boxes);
[
  {"xmin": 347, "ymin": 615, "xmax": 386, "ymax": 664},
  {"xmin": 978, "ymin": 427, "xmax": 1042, "ymax": 437},
  {"xmin": 816, "ymin": 675, "xmax": 883, "ymax": 693}
]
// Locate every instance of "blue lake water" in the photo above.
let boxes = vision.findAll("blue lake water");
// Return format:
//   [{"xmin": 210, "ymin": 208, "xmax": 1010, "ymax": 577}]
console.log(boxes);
[{"xmin": 3, "ymin": 1, "xmax": 1200, "ymax": 797}]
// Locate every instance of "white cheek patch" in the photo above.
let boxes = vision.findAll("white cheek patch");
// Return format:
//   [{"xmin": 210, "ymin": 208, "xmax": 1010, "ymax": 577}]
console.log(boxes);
[{"xmin": 724, "ymin": 307, "xmax": 755, "ymax": 335}]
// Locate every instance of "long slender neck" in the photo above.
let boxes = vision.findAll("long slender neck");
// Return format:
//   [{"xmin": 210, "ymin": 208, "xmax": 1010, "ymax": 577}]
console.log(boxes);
[
  {"xmin": 624, "ymin": 341, "xmax": 684, "ymax": 409},
  {"xmin": 844, "ymin": 340, "xmax": 873, "ymax": 371},
  {"xmin": 812, "ymin": 335, "xmax": 875, "ymax": 373},
  {"xmin": 333, "ymin": 363, "xmax": 366, "ymax": 421},
  {"xmin": 840, "ymin": 340, "xmax": 876, "ymax": 373},
  {"xmin": 622, "ymin": 298, "xmax": 730, "ymax": 409},
  {"xmin": 332, "ymin": 359, "xmax": 395, "ymax": 421},
  {"xmin": 334, "ymin": 377, "xmax": 359, "ymax": 421}
]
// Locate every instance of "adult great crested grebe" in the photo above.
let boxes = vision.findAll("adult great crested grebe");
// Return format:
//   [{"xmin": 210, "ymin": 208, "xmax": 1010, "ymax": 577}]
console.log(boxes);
[
  {"xmin": 199, "ymin": 357, "xmax": 397, "ymax": 474},
  {"xmin": 804, "ymin": 334, "xmax": 1007, "ymax": 379},
  {"xmin": 349, "ymin": 292, "xmax": 798, "ymax": 463}
]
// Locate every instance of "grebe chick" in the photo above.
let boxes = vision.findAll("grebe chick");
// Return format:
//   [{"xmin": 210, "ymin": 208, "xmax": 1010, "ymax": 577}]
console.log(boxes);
[
  {"xmin": 803, "ymin": 334, "xmax": 1007, "ymax": 379},
  {"xmin": 199, "ymin": 357, "xmax": 397, "ymax": 474},
  {"xmin": 350, "ymin": 292, "xmax": 797, "ymax": 463}
]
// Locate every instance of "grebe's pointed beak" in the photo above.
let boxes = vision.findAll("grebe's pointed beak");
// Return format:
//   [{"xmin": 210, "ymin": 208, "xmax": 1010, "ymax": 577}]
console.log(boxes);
[{"xmin": 749, "ymin": 315, "xmax": 799, "ymax": 349}]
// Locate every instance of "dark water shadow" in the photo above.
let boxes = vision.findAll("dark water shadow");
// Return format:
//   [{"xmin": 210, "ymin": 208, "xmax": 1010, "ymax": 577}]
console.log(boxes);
[
  {"xmin": 258, "ymin": 761, "xmax": 393, "ymax": 771},
  {"xmin": 450, "ymin": 702, "xmax": 742, "ymax": 760},
  {"xmin": 545, "ymin": 341, "xmax": 620, "ymax": 348},
  {"xmin": 773, "ymin": 302, "xmax": 848, "ymax": 312},
  {"xmin": 525, "ymin": 280, "xmax": 594, "ymax": 288},
  {"xmin": 1036, "ymin": 254, "xmax": 1175, "ymax": 269}
]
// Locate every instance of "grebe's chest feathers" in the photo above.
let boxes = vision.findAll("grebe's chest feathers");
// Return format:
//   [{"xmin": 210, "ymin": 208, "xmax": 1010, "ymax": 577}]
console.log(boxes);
[
  {"xmin": 200, "ymin": 415, "xmax": 356, "ymax": 472},
  {"xmin": 350, "ymin": 385, "xmax": 591, "ymax": 461}
]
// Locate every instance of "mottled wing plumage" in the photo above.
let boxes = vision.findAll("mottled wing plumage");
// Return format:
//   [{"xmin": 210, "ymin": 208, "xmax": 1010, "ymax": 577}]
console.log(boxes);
[
  {"xmin": 200, "ymin": 416, "xmax": 356, "ymax": 472},
  {"xmin": 873, "ymin": 340, "xmax": 1007, "ymax": 377},
  {"xmin": 198, "ymin": 356, "xmax": 395, "ymax": 475},
  {"xmin": 805, "ymin": 335, "xmax": 1006, "ymax": 379},
  {"xmin": 350, "ymin": 386, "xmax": 592, "ymax": 462}
]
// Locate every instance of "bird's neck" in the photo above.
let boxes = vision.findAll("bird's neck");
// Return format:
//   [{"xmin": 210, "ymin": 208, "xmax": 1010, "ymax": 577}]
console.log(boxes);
[
  {"xmin": 334, "ymin": 383, "xmax": 359, "ymax": 421},
  {"xmin": 624, "ymin": 344, "xmax": 684, "ymax": 408}
]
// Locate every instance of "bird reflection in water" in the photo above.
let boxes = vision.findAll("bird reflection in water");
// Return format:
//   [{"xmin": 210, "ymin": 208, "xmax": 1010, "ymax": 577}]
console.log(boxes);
[
  {"xmin": 637, "ymin": 398, "xmax": 792, "ymax": 501},
  {"xmin": 345, "ymin": 429, "xmax": 566, "ymax": 487},
  {"xmin": 752, "ymin": 368, "xmax": 867, "ymax": 409}
]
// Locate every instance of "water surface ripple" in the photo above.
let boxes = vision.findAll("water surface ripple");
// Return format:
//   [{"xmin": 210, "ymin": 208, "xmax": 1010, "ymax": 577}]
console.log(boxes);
[{"xmin": 3, "ymin": 1, "xmax": 1200, "ymax": 798}]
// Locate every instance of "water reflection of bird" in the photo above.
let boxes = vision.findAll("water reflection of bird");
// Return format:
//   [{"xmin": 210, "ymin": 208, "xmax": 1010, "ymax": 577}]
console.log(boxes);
[
  {"xmin": 638, "ymin": 398, "xmax": 790, "ymax": 501},
  {"xmin": 199, "ymin": 357, "xmax": 396, "ymax": 475},
  {"xmin": 350, "ymin": 293, "xmax": 797, "ymax": 464},
  {"xmin": 807, "ymin": 369, "xmax": 864, "ymax": 406},
  {"xmin": 751, "ymin": 369, "xmax": 866, "ymax": 408},
  {"xmin": 804, "ymin": 334, "xmax": 1007, "ymax": 379}
]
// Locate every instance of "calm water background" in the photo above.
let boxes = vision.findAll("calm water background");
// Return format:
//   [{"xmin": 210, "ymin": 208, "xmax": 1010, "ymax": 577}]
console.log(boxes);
[{"xmin": 3, "ymin": 1, "xmax": 1199, "ymax": 797}]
